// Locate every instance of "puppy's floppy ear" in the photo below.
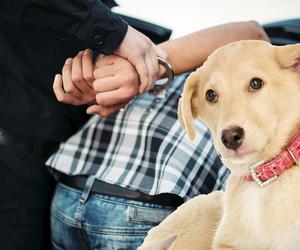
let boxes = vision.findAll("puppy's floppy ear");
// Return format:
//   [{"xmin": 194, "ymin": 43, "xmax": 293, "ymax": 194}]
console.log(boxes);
[
  {"xmin": 275, "ymin": 44, "xmax": 300, "ymax": 72},
  {"xmin": 178, "ymin": 69, "xmax": 201, "ymax": 140}
]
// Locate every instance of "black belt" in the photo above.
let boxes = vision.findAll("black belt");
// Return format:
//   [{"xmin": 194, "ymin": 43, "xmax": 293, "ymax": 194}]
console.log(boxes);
[
  {"xmin": 0, "ymin": 128, "xmax": 59, "ymax": 160},
  {"xmin": 51, "ymin": 169, "xmax": 184, "ymax": 208}
]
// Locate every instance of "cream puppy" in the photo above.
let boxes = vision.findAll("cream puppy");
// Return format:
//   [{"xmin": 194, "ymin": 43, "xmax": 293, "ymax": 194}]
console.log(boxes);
[
  {"xmin": 140, "ymin": 40, "xmax": 300, "ymax": 250},
  {"xmin": 180, "ymin": 40, "xmax": 300, "ymax": 250}
]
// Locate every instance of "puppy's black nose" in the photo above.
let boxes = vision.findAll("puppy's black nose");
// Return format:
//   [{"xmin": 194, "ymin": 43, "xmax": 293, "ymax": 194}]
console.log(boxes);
[{"xmin": 221, "ymin": 126, "xmax": 245, "ymax": 150}]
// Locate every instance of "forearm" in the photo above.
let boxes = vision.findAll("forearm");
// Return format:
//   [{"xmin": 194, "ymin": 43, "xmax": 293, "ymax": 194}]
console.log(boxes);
[
  {"xmin": 159, "ymin": 21, "xmax": 269, "ymax": 76},
  {"xmin": 1, "ymin": 0, "xmax": 127, "ymax": 54}
]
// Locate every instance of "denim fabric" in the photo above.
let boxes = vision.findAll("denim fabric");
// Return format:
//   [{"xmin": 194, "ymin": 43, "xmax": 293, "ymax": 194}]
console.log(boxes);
[{"xmin": 51, "ymin": 183, "xmax": 175, "ymax": 250}]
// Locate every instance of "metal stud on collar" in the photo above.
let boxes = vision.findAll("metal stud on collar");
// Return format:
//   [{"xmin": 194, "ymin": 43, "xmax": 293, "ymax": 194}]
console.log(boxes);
[
  {"xmin": 249, "ymin": 159, "xmax": 278, "ymax": 187},
  {"xmin": 287, "ymin": 147, "xmax": 298, "ymax": 165}
]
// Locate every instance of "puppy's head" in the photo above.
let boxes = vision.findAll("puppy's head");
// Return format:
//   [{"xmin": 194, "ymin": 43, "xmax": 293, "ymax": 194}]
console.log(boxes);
[{"xmin": 179, "ymin": 40, "xmax": 300, "ymax": 171}]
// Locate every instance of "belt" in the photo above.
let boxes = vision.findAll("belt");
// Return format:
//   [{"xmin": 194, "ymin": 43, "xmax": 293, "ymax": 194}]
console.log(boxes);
[
  {"xmin": 0, "ymin": 128, "xmax": 59, "ymax": 160},
  {"xmin": 51, "ymin": 169, "xmax": 184, "ymax": 208}
]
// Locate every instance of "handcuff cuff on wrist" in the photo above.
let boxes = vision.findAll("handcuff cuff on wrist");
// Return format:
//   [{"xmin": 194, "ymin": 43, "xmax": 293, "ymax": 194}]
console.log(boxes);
[{"xmin": 149, "ymin": 57, "xmax": 174, "ymax": 97}]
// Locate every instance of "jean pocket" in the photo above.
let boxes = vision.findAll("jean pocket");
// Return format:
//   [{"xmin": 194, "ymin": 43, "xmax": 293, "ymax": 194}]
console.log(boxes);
[{"xmin": 128, "ymin": 206, "xmax": 174, "ymax": 226}]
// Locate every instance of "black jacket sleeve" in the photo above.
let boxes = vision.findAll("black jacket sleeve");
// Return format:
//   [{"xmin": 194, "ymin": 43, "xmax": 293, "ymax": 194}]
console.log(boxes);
[{"xmin": 0, "ymin": 0, "xmax": 128, "ymax": 54}]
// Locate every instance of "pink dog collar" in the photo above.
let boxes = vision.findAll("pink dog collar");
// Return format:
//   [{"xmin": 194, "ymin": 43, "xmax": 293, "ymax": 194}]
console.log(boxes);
[{"xmin": 245, "ymin": 128, "xmax": 300, "ymax": 187}]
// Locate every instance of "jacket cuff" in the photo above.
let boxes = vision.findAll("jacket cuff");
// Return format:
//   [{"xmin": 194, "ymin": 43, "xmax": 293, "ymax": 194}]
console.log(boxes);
[{"xmin": 78, "ymin": 0, "xmax": 128, "ymax": 55}]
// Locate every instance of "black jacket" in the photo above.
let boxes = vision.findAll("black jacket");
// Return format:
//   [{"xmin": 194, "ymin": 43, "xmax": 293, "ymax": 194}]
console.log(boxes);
[{"xmin": 0, "ymin": 0, "xmax": 128, "ymax": 142}]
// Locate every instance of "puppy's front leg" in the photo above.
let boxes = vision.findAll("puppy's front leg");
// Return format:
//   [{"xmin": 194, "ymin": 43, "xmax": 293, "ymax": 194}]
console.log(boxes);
[{"xmin": 212, "ymin": 228, "xmax": 236, "ymax": 250}]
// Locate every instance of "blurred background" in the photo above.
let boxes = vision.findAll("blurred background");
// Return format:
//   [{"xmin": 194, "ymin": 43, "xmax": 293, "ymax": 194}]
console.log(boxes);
[{"xmin": 114, "ymin": 0, "xmax": 300, "ymax": 38}]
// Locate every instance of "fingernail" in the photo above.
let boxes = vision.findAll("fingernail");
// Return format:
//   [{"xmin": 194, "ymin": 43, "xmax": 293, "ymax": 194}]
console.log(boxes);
[
  {"xmin": 83, "ymin": 49, "xmax": 91, "ymax": 55},
  {"xmin": 65, "ymin": 58, "xmax": 72, "ymax": 64},
  {"xmin": 54, "ymin": 74, "xmax": 61, "ymax": 83},
  {"xmin": 54, "ymin": 74, "xmax": 58, "ymax": 82},
  {"xmin": 86, "ymin": 107, "xmax": 94, "ymax": 114},
  {"xmin": 139, "ymin": 86, "xmax": 146, "ymax": 94},
  {"xmin": 78, "ymin": 51, "xmax": 84, "ymax": 56}
]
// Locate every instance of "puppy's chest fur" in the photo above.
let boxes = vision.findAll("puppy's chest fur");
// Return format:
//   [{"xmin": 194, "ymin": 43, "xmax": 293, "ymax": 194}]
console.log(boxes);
[{"xmin": 218, "ymin": 166, "xmax": 300, "ymax": 250}]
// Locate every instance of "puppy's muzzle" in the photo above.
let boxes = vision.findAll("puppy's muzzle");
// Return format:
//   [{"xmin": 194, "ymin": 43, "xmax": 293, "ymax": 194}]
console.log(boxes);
[{"xmin": 221, "ymin": 126, "xmax": 245, "ymax": 150}]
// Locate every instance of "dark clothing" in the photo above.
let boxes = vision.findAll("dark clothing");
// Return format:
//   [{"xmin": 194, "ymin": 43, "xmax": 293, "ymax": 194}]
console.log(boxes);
[
  {"xmin": 0, "ymin": 1, "xmax": 128, "ymax": 249},
  {"xmin": 0, "ymin": 0, "xmax": 128, "ymax": 141},
  {"xmin": 0, "ymin": 145, "xmax": 55, "ymax": 250},
  {"xmin": 0, "ymin": 22, "xmax": 88, "ymax": 142}
]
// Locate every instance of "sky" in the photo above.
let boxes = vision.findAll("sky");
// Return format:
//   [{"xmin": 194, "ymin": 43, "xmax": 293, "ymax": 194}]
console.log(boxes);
[{"xmin": 115, "ymin": 0, "xmax": 300, "ymax": 38}]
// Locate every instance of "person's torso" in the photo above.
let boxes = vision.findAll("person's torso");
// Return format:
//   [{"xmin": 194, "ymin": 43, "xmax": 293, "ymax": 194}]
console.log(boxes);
[{"xmin": 47, "ymin": 74, "xmax": 229, "ymax": 200}]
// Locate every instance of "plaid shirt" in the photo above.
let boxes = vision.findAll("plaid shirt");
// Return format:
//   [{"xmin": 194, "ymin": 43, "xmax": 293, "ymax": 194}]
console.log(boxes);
[{"xmin": 46, "ymin": 74, "xmax": 229, "ymax": 200}]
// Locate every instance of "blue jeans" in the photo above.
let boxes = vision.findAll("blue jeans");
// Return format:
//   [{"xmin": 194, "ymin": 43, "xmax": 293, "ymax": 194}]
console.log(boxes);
[{"xmin": 51, "ymin": 180, "xmax": 175, "ymax": 250}]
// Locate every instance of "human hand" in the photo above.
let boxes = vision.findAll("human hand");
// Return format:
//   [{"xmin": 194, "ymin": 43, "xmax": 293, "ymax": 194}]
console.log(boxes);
[
  {"xmin": 86, "ymin": 54, "xmax": 140, "ymax": 116},
  {"xmin": 114, "ymin": 25, "xmax": 167, "ymax": 94},
  {"xmin": 53, "ymin": 49, "xmax": 96, "ymax": 106}
]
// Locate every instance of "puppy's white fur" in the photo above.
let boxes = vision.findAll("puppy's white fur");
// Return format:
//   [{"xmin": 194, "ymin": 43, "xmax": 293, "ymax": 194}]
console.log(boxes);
[
  {"xmin": 140, "ymin": 41, "xmax": 300, "ymax": 250},
  {"xmin": 182, "ymin": 40, "xmax": 300, "ymax": 250}
]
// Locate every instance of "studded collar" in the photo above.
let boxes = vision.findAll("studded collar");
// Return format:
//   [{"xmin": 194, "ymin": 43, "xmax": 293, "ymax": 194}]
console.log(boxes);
[{"xmin": 245, "ymin": 128, "xmax": 300, "ymax": 187}]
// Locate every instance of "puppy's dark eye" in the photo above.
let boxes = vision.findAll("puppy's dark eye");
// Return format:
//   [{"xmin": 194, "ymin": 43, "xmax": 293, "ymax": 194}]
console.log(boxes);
[
  {"xmin": 249, "ymin": 78, "xmax": 263, "ymax": 91},
  {"xmin": 206, "ymin": 89, "xmax": 218, "ymax": 103}
]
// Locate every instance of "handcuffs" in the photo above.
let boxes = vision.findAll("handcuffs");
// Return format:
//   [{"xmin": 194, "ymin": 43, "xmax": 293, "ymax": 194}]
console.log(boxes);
[{"xmin": 149, "ymin": 57, "xmax": 174, "ymax": 96}]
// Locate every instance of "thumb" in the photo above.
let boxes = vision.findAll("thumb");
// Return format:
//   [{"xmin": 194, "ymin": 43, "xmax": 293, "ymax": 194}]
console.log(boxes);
[{"xmin": 155, "ymin": 46, "xmax": 168, "ymax": 60}]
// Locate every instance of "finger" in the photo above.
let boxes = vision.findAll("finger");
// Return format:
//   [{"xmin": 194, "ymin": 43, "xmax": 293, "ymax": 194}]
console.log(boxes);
[
  {"xmin": 93, "ymin": 77, "xmax": 119, "ymax": 92},
  {"xmin": 53, "ymin": 74, "xmax": 82, "ymax": 106},
  {"xmin": 94, "ymin": 68, "xmax": 139, "ymax": 93},
  {"xmin": 71, "ymin": 51, "xmax": 95, "ymax": 98},
  {"xmin": 93, "ymin": 65, "xmax": 115, "ymax": 79},
  {"xmin": 154, "ymin": 46, "xmax": 167, "ymax": 80},
  {"xmin": 155, "ymin": 46, "xmax": 168, "ymax": 60},
  {"xmin": 95, "ymin": 87, "xmax": 136, "ymax": 106},
  {"xmin": 135, "ymin": 58, "xmax": 149, "ymax": 94},
  {"xmin": 82, "ymin": 49, "xmax": 94, "ymax": 87},
  {"xmin": 62, "ymin": 58, "xmax": 82, "ymax": 99},
  {"xmin": 95, "ymin": 55, "xmax": 116, "ymax": 68},
  {"xmin": 145, "ymin": 48, "xmax": 159, "ymax": 91},
  {"xmin": 86, "ymin": 103, "xmax": 127, "ymax": 117},
  {"xmin": 143, "ymin": 52, "xmax": 154, "ymax": 92},
  {"xmin": 151, "ymin": 49, "xmax": 160, "ymax": 89}
]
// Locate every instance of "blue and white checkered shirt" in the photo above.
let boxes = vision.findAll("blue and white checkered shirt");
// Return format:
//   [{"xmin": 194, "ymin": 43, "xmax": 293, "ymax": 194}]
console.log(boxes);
[{"xmin": 46, "ymin": 74, "xmax": 229, "ymax": 200}]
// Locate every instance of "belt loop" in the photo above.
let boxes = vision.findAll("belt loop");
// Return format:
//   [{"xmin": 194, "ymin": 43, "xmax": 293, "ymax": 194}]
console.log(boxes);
[{"xmin": 75, "ymin": 175, "xmax": 96, "ymax": 227}]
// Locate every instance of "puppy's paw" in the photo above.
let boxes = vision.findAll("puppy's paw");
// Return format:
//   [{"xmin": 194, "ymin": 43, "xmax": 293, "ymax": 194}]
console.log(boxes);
[{"xmin": 138, "ymin": 235, "xmax": 177, "ymax": 250}]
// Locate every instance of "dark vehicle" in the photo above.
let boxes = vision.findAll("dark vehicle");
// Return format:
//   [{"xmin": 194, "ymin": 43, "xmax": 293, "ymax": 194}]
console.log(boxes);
[
  {"xmin": 263, "ymin": 18, "xmax": 300, "ymax": 45},
  {"xmin": 121, "ymin": 15, "xmax": 300, "ymax": 45}
]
